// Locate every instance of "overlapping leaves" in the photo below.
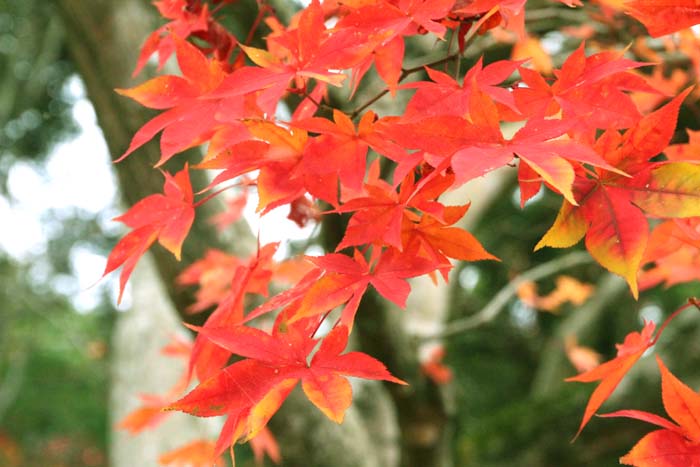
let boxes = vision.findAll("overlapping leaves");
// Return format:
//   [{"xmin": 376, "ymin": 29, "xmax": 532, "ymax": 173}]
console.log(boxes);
[
  {"xmin": 170, "ymin": 319, "xmax": 404, "ymax": 453},
  {"xmin": 107, "ymin": 0, "xmax": 700, "ymax": 464},
  {"xmin": 568, "ymin": 301, "xmax": 700, "ymax": 465}
]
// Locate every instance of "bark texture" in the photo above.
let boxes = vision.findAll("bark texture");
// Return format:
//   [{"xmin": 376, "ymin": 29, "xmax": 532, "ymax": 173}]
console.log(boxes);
[{"xmin": 110, "ymin": 253, "xmax": 222, "ymax": 467}]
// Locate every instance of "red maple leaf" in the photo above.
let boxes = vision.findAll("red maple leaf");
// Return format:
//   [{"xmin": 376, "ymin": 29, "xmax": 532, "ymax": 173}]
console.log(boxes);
[
  {"xmin": 187, "ymin": 243, "xmax": 278, "ymax": 382},
  {"xmin": 158, "ymin": 439, "xmax": 225, "ymax": 467},
  {"xmin": 117, "ymin": 36, "xmax": 229, "ymax": 165},
  {"xmin": 292, "ymin": 109, "xmax": 408, "ymax": 195},
  {"xmin": 566, "ymin": 321, "xmax": 658, "ymax": 437},
  {"xmin": 626, "ymin": 0, "xmax": 700, "ymax": 38},
  {"xmin": 514, "ymin": 42, "xmax": 653, "ymax": 130},
  {"xmin": 214, "ymin": 0, "xmax": 373, "ymax": 101},
  {"xmin": 334, "ymin": 167, "xmax": 458, "ymax": 250},
  {"xmin": 300, "ymin": 248, "xmax": 437, "ymax": 326},
  {"xmin": 450, "ymin": 87, "xmax": 619, "ymax": 203},
  {"xmin": 335, "ymin": 0, "xmax": 456, "ymax": 91},
  {"xmin": 640, "ymin": 219, "xmax": 700, "ymax": 290},
  {"xmin": 169, "ymin": 321, "xmax": 404, "ymax": 455},
  {"xmin": 567, "ymin": 300, "xmax": 693, "ymax": 439},
  {"xmin": 133, "ymin": 1, "xmax": 210, "ymax": 76},
  {"xmin": 536, "ymin": 89, "xmax": 700, "ymax": 296},
  {"xmin": 400, "ymin": 58, "xmax": 521, "ymax": 119},
  {"xmin": 601, "ymin": 357, "xmax": 700, "ymax": 466},
  {"xmin": 103, "ymin": 165, "xmax": 194, "ymax": 302},
  {"xmin": 401, "ymin": 203, "xmax": 498, "ymax": 280}
]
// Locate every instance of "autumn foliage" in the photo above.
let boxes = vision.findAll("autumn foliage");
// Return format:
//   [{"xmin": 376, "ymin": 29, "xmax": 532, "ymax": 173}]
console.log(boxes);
[{"xmin": 102, "ymin": 0, "xmax": 700, "ymax": 465}]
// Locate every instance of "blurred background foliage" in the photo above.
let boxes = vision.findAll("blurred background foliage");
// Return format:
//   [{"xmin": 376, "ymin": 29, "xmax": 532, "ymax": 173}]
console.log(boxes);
[
  {"xmin": 0, "ymin": 0, "xmax": 113, "ymax": 466},
  {"xmin": 447, "ymin": 184, "xmax": 700, "ymax": 466},
  {"xmin": 0, "ymin": 0, "xmax": 699, "ymax": 466},
  {"xmin": 0, "ymin": 0, "xmax": 77, "ymax": 189},
  {"xmin": 0, "ymin": 256, "xmax": 113, "ymax": 467}
]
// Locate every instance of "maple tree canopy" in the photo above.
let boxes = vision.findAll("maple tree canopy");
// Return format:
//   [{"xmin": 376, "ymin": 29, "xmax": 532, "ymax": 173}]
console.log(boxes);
[{"xmin": 101, "ymin": 0, "xmax": 700, "ymax": 465}]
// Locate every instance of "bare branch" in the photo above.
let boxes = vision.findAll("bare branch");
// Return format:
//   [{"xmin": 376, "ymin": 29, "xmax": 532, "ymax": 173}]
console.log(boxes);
[{"xmin": 422, "ymin": 251, "xmax": 594, "ymax": 341}]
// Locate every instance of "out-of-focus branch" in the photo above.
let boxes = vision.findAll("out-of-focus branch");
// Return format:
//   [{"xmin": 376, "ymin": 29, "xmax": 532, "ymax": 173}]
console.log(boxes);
[{"xmin": 424, "ymin": 251, "xmax": 594, "ymax": 341}]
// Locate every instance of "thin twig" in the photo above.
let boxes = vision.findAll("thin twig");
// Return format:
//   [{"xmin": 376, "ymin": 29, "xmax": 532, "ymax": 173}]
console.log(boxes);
[
  {"xmin": 299, "ymin": 88, "xmax": 335, "ymax": 113},
  {"xmin": 350, "ymin": 88, "xmax": 390, "ymax": 119},
  {"xmin": 421, "ymin": 251, "xmax": 594, "ymax": 341},
  {"xmin": 349, "ymin": 52, "xmax": 461, "ymax": 119},
  {"xmin": 231, "ymin": 3, "xmax": 273, "ymax": 65}
]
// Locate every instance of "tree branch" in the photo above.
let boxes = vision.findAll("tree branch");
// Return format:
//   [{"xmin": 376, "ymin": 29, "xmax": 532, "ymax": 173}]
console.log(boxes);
[{"xmin": 423, "ymin": 251, "xmax": 594, "ymax": 341}]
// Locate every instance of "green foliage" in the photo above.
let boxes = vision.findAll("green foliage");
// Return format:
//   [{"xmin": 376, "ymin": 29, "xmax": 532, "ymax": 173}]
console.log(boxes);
[
  {"xmin": 0, "ymin": 255, "xmax": 113, "ymax": 467},
  {"xmin": 0, "ymin": 0, "xmax": 77, "ymax": 192}
]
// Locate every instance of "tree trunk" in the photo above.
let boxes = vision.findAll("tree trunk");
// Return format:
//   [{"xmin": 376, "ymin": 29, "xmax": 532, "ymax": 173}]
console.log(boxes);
[
  {"xmin": 55, "ymin": 2, "xmax": 396, "ymax": 466},
  {"xmin": 110, "ymin": 253, "xmax": 222, "ymax": 467},
  {"xmin": 55, "ymin": 0, "xmax": 241, "ymax": 321}
]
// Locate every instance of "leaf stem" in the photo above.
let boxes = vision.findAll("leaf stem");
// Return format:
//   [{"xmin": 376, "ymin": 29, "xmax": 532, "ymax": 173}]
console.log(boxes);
[
  {"xmin": 650, "ymin": 299, "xmax": 697, "ymax": 346},
  {"xmin": 311, "ymin": 310, "xmax": 334, "ymax": 339},
  {"xmin": 231, "ymin": 2, "xmax": 273, "ymax": 65},
  {"xmin": 193, "ymin": 184, "xmax": 238, "ymax": 208},
  {"xmin": 299, "ymin": 87, "xmax": 335, "ymax": 113}
]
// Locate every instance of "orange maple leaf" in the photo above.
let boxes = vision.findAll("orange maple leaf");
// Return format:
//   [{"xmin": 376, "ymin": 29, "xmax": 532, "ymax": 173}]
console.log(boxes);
[{"xmin": 159, "ymin": 439, "xmax": 225, "ymax": 467}]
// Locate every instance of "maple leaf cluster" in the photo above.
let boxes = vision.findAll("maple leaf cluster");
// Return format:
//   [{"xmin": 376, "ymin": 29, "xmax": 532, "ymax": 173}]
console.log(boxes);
[
  {"xmin": 567, "ymin": 300, "xmax": 700, "ymax": 466},
  {"xmin": 101, "ymin": 0, "xmax": 700, "ymax": 464}
]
